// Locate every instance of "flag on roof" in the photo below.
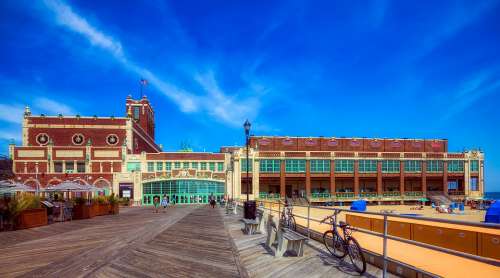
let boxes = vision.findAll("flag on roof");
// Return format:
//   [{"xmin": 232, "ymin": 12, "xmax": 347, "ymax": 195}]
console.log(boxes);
[{"xmin": 140, "ymin": 79, "xmax": 148, "ymax": 86}]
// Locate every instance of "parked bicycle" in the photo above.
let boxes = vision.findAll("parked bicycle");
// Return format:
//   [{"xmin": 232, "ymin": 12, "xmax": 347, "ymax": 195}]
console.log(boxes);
[
  {"xmin": 320, "ymin": 211, "xmax": 366, "ymax": 274},
  {"xmin": 279, "ymin": 203, "xmax": 296, "ymax": 231}
]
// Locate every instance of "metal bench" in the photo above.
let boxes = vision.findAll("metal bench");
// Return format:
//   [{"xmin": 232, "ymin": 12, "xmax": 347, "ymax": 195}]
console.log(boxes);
[
  {"xmin": 275, "ymin": 228, "xmax": 308, "ymax": 258},
  {"xmin": 242, "ymin": 210, "xmax": 264, "ymax": 235}
]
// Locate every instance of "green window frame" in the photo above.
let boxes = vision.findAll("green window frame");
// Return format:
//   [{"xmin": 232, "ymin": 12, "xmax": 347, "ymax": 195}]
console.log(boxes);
[
  {"xmin": 165, "ymin": 162, "xmax": 171, "ymax": 171},
  {"xmin": 147, "ymin": 162, "xmax": 154, "ymax": 172},
  {"xmin": 200, "ymin": 162, "xmax": 207, "ymax": 170},
  {"xmin": 260, "ymin": 159, "xmax": 281, "ymax": 173},
  {"xmin": 174, "ymin": 162, "xmax": 181, "ymax": 169},
  {"xmin": 310, "ymin": 160, "xmax": 330, "ymax": 173},
  {"xmin": 156, "ymin": 162, "xmax": 163, "ymax": 171},
  {"xmin": 447, "ymin": 160, "xmax": 464, "ymax": 172},
  {"xmin": 217, "ymin": 162, "xmax": 224, "ymax": 172},
  {"xmin": 241, "ymin": 159, "xmax": 252, "ymax": 172},
  {"xmin": 127, "ymin": 162, "xmax": 141, "ymax": 172},
  {"xmin": 209, "ymin": 162, "xmax": 216, "ymax": 171},
  {"xmin": 382, "ymin": 160, "xmax": 400, "ymax": 173},
  {"xmin": 335, "ymin": 160, "xmax": 354, "ymax": 173},
  {"xmin": 358, "ymin": 160, "xmax": 377, "ymax": 173},
  {"xmin": 183, "ymin": 162, "xmax": 189, "ymax": 169},
  {"xmin": 285, "ymin": 159, "xmax": 306, "ymax": 173},
  {"xmin": 470, "ymin": 160, "xmax": 479, "ymax": 172},
  {"xmin": 404, "ymin": 160, "xmax": 422, "ymax": 172},
  {"xmin": 191, "ymin": 162, "xmax": 198, "ymax": 169},
  {"xmin": 426, "ymin": 160, "xmax": 443, "ymax": 172}
]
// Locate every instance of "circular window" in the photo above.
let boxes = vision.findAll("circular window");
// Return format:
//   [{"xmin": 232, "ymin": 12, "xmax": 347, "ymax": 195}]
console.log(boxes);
[
  {"xmin": 36, "ymin": 133, "xmax": 49, "ymax": 145},
  {"xmin": 106, "ymin": 134, "xmax": 119, "ymax": 145},
  {"xmin": 72, "ymin": 133, "xmax": 85, "ymax": 145}
]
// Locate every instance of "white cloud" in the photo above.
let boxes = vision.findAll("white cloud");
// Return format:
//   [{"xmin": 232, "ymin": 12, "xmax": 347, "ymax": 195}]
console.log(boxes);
[
  {"xmin": 441, "ymin": 74, "xmax": 500, "ymax": 121},
  {"xmin": 43, "ymin": 0, "xmax": 123, "ymax": 58},
  {"xmin": 41, "ymin": 0, "xmax": 260, "ymax": 127},
  {"xmin": 0, "ymin": 104, "xmax": 24, "ymax": 124},
  {"xmin": 0, "ymin": 128, "xmax": 21, "ymax": 142},
  {"xmin": 34, "ymin": 97, "xmax": 75, "ymax": 115},
  {"xmin": 194, "ymin": 71, "xmax": 259, "ymax": 126}
]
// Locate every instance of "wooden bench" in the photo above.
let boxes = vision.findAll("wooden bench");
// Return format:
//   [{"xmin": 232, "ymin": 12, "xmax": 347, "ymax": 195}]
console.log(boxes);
[
  {"xmin": 275, "ymin": 228, "xmax": 307, "ymax": 257},
  {"xmin": 265, "ymin": 214, "xmax": 307, "ymax": 257},
  {"xmin": 242, "ymin": 210, "xmax": 264, "ymax": 235}
]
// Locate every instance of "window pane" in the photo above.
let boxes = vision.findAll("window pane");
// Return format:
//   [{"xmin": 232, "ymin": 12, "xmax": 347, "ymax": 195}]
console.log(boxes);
[
  {"xmin": 77, "ymin": 161, "xmax": 86, "ymax": 173},
  {"xmin": 241, "ymin": 159, "xmax": 253, "ymax": 172},
  {"xmin": 335, "ymin": 160, "xmax": 354, "ymax": 173},
  {"xmin": 470, "ymin": 160, "xmax": 479, "ymax": 172},
  {"xmin": 157, "ymin": 162, "xmax": 163, "ymax": 171}
]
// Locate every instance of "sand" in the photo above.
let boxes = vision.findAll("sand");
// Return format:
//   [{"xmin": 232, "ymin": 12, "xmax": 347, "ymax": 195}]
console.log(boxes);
[{"xmin": 257, "ymin": 201, "xmax": 499, "ymax": 278}]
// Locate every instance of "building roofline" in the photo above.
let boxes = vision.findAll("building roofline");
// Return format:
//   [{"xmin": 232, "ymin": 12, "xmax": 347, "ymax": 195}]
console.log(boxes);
[{"xmin": 250, "ymin": 135, "xmax": 448, "ymax": 141}]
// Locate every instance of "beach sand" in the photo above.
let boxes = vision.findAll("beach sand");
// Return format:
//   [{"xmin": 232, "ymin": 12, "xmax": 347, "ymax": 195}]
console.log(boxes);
[{"xmin": 258, "ymin": 202, "xmax": 498, "ymax": 278}]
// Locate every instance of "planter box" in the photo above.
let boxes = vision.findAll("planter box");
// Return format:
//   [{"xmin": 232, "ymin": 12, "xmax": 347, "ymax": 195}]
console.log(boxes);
[
  {"xmin": 17, "ymin": 208, "xmax": 48, "ymax": 230},
  {"xmin": 73, "ymin": 204, "xmax": 92, "ymax": 219},
  {"xmin": 97, "ymin": 204, "xmax": 110, "ymax": 216},
  {"xmin": 110, "ymin": 203, "xmax": 119, "ymax": 215},
  {"xmin": 89, "ymin": 203, "xmax": 98, "ymax": 218}
]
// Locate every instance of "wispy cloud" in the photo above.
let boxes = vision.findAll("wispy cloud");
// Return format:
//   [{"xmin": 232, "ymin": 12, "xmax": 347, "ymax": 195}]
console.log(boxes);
[
  {"xmin": 0, "ymin": 104, "xmax": 24, "ymax": 124},
  {"xmin": 41, "ymin": 0, "xmax": 260, "ymax": 126},
  {"xmin": 194, "ymin": 70, "xmax": 259, "ymax": 126},
  {"xmin": 34, "ymin": 97, "xmax": 75, "ymax": 115},
  {"xmin": 43, "ymin": 0, "xmax": 123, "ymax": 58},
  {"xmin": 441, "ymin": 71, "xmax": 500, "ymax": 121},
  {"xmin": 0, "ymin": 128, "xmax": 21, "ymax": 141}
]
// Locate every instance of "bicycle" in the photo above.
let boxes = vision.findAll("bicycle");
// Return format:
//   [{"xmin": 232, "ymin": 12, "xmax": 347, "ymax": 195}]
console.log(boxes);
[
  {"xmin": 320, "ymin": 211, "xmax": 366, "ymax": 274},
  {"xmin": 279, "ymin": 204, "xmax": 296, "ymax": 231}
]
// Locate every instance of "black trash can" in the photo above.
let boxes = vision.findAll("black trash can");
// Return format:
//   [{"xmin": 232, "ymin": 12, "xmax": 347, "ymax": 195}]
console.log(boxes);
[{"xmin": 244, "ymin": 200, "xmax": 256, "ymax": 220}]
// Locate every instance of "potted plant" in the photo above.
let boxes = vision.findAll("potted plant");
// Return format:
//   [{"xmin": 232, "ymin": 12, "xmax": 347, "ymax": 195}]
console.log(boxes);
[
  {"xmin": 9, "ymin": 194, "xmax": 47, "ymax": 229},
  {"xmin": 108, "ymin": 194, "xmax": 119, "ymax": 214},
  {"xmin": 96, "ymin": 196, "xmax": 109, "ymax": 216},
  {"xmin": 73, "ymin": 197, "xmax": 91, "ymax": 219}
]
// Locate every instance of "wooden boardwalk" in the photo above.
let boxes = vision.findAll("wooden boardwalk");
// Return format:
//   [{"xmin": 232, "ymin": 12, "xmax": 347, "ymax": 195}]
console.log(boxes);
[
  {"xmin": 1, "ymin": 205, "xmax": 394, "ymax": 278},
  {"xmin": 0, "ymin": 206, "xmax": 243, "ymax": 278},
  {"xmin": 223, "ymin": 211, "xmax": 395, "ymax": 278}
]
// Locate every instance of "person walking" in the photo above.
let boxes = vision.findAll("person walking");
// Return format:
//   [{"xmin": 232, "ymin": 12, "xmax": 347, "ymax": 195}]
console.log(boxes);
[
  {"xmin": 161, "ymin": 194, "xmax": 169, "ymax": 213},
  {"xmin": 153, "ymin": 196, "xmax": 160, "ymax": 213},
  {"xmin": 209, "ymin": 194, "xmax": 216, "ymax": 209}
]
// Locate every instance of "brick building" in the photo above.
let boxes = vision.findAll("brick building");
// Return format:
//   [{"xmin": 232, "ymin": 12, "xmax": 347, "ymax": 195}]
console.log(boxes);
[{"xmin": 7, "ymin": 96, "xmax": 484, "ymax": 205}]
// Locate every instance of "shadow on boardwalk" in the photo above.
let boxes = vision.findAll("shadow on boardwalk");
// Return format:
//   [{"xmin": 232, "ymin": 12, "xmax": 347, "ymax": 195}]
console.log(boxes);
[{"xmin": 223, "ymin": 210, "xmax": 396, "ymax": 278}]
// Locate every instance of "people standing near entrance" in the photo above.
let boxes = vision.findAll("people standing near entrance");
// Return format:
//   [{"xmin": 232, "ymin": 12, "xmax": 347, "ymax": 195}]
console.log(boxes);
[
  {"xmin": 153, "ymin": 196, "xmax": 160, "ymax": 213},
  {"xmin": 209, "ymin": 193, "xmax": 216, "ymax": 208},
  {"xmin": 161, "ymin": 194, "xmax": 169, "ymax": 213}
]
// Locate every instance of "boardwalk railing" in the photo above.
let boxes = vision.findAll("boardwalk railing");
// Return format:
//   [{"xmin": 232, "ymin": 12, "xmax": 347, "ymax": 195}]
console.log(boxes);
[{"xmin": 238, "ymin": 199, "xmax": 500, "ymax": 278}]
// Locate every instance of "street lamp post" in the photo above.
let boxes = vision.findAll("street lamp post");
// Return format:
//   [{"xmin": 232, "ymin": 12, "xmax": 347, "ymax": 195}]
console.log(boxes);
[
  {"xmin": 243, "ymin": 119, "xmax": 256, "ymax": 219},
  {"xmin": 244, "ymin": 119, "xmax": 251, "ymax": 202}
]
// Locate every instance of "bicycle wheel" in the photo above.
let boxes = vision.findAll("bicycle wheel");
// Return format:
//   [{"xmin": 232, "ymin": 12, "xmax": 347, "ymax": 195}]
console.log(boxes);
[
  {"xmin": 347, "ymin": 237, "xmax": 366, "ymax": 274},
  {"xmin": 323, "ymin": 230, "xmax": 346, "ymax": 258}
]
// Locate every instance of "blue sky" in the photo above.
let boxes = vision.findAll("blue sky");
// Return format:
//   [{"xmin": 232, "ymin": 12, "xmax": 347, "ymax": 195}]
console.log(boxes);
[{"xmin": 0, "ymin": 0, "xmax": 499, "ymax": 191}]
